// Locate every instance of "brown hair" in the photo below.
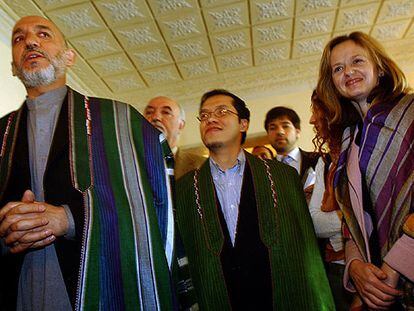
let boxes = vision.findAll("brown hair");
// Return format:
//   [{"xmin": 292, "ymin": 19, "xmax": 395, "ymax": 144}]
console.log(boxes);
[
  {"xmin": 316, "ymin": 31, "xmax": 410, "ymax": 152},
  {"xmin": 310, "ymin": 90, "xmax": 342, "ymax": 162}
]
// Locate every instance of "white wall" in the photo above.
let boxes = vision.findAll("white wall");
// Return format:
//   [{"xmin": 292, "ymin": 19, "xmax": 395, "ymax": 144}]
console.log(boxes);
[{"xmin": 0, "ymin": 29, "xmax": 26, "ymax": 117}]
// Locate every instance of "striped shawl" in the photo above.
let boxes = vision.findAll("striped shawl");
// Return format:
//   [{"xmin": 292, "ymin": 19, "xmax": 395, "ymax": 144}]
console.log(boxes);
[{"xmin": 335, "ymin": 93, "xmax": 414, "ymax": 260}]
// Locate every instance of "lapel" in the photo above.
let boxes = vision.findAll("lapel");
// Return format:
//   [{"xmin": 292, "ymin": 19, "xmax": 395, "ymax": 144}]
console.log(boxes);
[
  {"xmin": 197, "ymin": 160, "xmax": 225, "ymax": 256},
  {"xmin": 67, "ymin": 89, "xmax": 93, "ymax": 192},
  {"xmin": 335, "ymin": 127, "xmax": 368, "ymax": 261},
  {"xmin": 0, "ymin": 106, "xmax": 31, "ymax": 203},
  {"xmin": 245, "ymin": 152, "xmax": 279, "ymax": 246},
  {"xmin": 43, "ymin": 95, "xmax": 69, "ymax": 183},
  {"xmin": 299, "ymin": 149, "xmax": 306, "ymax": 177}
]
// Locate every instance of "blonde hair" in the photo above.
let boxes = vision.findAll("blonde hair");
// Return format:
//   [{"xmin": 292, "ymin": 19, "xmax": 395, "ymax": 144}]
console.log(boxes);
[
  {"xmin": 316, "ymin": 31, "xmax": 410, "ymax": 126},
  {"xmin": 316, "ymin": 32, "xmax": 410, "ymax": 153}
]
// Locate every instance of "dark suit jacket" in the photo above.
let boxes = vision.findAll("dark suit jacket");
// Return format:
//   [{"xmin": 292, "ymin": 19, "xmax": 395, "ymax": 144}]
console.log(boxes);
[{"xmin": 299, "ymin": 148, "xmax": 319, "ymax": 179}]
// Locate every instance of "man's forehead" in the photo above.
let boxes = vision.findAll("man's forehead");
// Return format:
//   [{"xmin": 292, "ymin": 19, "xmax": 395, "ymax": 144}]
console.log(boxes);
[
  {"xmin": 201, "ymin": 95, "xmax": 233, "ymax": 109},
  {"xmin": 147, "ymin": 97, "xmax": 178, "ymax": 109},
  {"xmin": 13, "ymin": 16, "xmax": 63, "ymax": 38},
  {"xmin": 200, "ymin": 103, "xmax": 231, "ymax": 111},
  {"xmin": 269, "ymin": 116, "xmax": 293, "ymax": 125}
]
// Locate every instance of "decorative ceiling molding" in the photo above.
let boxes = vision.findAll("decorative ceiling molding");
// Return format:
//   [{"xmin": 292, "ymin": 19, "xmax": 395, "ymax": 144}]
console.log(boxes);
[{"xmin": 0, "ymin": 0, "xmax": 413, "ymax": 114}]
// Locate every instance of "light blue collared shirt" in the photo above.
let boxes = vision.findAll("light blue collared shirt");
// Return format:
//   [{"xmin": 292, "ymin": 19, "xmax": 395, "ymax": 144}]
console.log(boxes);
[{"xmin": 209, "ymin": 150, "xmax": 246, "ymax": 246}]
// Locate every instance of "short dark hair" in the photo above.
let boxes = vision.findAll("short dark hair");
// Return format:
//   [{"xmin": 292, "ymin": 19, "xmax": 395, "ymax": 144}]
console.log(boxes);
[
  {"xmin": 200, "ymin": 89, "xmax": 250, "ymax": 144},
  {"xmin": 264, "ymin": 106, "xmax": 301, "ymax": 131}
]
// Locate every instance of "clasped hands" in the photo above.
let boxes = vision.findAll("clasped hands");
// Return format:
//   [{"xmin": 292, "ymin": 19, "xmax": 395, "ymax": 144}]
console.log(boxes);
[
  {"xmin": 0, "ymin": 190, "xmax": 68, "ymax": 254},
  {"xmin": 349, "ymin": 259, "xmax": 402, "ymax": 310}
]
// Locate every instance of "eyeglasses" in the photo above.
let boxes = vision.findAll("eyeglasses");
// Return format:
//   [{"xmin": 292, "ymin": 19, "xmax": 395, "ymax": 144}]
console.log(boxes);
[{"xmin": 197, "ymin": 107, "xmax": 239, "ymax": 122}]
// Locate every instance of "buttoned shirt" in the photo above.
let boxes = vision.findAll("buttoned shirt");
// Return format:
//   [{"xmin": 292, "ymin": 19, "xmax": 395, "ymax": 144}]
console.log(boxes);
[
  {"xmin": 210, "ymin": 150, "xmax": 246, "ymax": 246},
  {"xmin": 276, "ymin": 147, "xmax": 301, "ymax": 174}
]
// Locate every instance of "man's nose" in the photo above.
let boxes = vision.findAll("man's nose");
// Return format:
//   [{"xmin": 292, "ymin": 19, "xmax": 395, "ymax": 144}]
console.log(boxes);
[
  {"xmin": 276, "ymin": 127, "xmax": 284, "ymax": 135},
  {"xmin": 24, "ymin": 33, "xmax": 40, "ymax": 49},
  {"xmin": 152, "ymin": 110, "xmax": 163, "ymax": 120}
]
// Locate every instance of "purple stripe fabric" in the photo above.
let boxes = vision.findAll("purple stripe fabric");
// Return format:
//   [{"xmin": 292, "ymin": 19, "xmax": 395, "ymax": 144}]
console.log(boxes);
[
  {"xmin": 90, "ymin": 98, "xmax": 125, "ymax": 310},
  {"xmin": 361, "ymin": 99, "xmax": 414, "ymax": 249}
]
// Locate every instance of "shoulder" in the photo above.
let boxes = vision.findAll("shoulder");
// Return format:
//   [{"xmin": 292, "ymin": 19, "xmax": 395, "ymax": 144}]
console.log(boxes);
[
  {"xmin": 177, "ymin": 149, "xmax": 206, "ymax": 163},
  {"xmin": 395, "ymin": 93, "xmax": 414, "ymax": 114},
  {"xmin": 246, "ymin": 152, "xmax": 298, "ymax": 177},
  {"xmin": 176, "ymin": 168, "xmax": 197, "ymax": 203},
  {"xmin": 177, "ymin": 158, "xmax": 209, "ymax": 186},
  {"xmin": 300, "ymin": 149, "xmax": 319, "ymax": 165},
  {"xmin": 0, "ymin": 106, "xmax": 24, "ymax": 130}
]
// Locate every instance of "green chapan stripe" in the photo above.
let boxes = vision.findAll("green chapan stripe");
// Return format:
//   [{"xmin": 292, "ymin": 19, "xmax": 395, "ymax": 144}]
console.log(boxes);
[
  {"xmin": 99, "ymin": 100, "xmax": 140, "ymax": 310},
  {"xmin": 83, "ymin": 191, "xmax": 101, "ymax": 310},
  {"xmin": 129, "ymin": 108, "xmax": 174, "ymax": 310}
]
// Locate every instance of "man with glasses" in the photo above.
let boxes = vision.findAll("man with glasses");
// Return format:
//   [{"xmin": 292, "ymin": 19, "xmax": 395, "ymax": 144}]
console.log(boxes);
[{"xmin": 175, "ymin": 89, "xmax": 334, "ymax": 310}]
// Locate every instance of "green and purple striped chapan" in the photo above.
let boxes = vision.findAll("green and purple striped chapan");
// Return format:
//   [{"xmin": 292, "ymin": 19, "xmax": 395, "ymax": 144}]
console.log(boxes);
[
  {"xmin": 67, "ymin": 90, "xmax": 176, "ymax": 310},
  {"xmin": 0, "ymin": 88, "xmax": 176, "ymax": 310}
]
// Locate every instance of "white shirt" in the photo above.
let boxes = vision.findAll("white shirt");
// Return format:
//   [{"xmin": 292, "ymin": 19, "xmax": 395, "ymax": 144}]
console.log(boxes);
[
  {"xmin": 308, "ymin": 157, "xmax": 344, "ymax": 255},
  {"xmin": 209, "ymin": 150, "xmax": 246, "ymax": 246},
  {"xmin": 276, "ymin": 147, "xmax": 301, "ymax": 174}
]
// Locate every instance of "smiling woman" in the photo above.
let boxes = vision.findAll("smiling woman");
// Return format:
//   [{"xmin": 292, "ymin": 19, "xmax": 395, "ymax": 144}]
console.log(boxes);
[{"xmin": 316, "ymin": 31, "xmax": 414, "ymax": 310}]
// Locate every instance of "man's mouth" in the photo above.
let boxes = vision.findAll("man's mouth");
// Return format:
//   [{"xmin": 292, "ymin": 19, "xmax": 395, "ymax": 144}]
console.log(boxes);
[
  {"xmin": 22, "ymin": 50, "xmax": 46, "ymax": 63},
  {"xmin": 205, "ymin": 126, "xmax": 221, "ymax": 134}
]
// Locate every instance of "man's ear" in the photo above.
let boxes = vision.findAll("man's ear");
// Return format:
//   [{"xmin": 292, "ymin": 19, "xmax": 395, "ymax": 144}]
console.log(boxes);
[
  {"xmin": 178, "ymin": 119, "xmax": 185, "ymax": 130},
  {"xmin": 240, "ymin": 119, "xmax": 249, "ymax": 132},
  {"xmin": 296, "ymin": 128, "xmax": 301, "ymax": 138},
  {"xmin": 64, "ymin": 48, "xmax": 76, "ymax": 67}
]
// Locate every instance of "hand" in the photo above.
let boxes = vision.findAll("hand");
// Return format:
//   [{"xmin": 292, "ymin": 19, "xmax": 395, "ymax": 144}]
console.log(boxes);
[
  {"xmin": 0, "ymin": 190, "xmax": 68, "ymax": 253},
  {"xmin": 381, "ymin": 262, "xmax": 400, "ymax": 289},
  {"xmin": 349, "ymin": 259, "xmax": 401, "ymax": 310}
]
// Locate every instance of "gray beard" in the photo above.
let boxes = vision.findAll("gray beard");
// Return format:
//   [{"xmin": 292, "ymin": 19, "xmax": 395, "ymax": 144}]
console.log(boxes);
[{"xmin": 15, "ymin": 54, "xmax": 66, "ymax": 88}]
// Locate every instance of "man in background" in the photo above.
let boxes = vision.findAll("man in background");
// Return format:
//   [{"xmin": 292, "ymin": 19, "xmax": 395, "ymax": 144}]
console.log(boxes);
[
  {"xmin": 265, "ymin": 106, "xmax": 318, "ymax": 200},
  {"xmin": 144, "ymin": 96, "xmax": 204, "ymax": 179}
]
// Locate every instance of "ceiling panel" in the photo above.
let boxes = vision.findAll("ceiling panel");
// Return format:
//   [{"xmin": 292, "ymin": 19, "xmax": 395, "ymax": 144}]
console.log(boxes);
[{"xmin": 1, "ymin": 0, "xmax": 414, "ymax": 111}]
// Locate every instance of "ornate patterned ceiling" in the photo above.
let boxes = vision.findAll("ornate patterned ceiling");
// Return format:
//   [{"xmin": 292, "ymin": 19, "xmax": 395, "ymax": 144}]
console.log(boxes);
[{"xmin": 1, "ymin": 0, "xmax": 414, "ymax": 112}]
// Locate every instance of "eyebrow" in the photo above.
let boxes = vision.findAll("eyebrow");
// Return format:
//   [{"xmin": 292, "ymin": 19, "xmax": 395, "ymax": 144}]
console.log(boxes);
[
  {"xmin": 145, "ymin": 105, "xmax": 173, "ymax": 112},
  {"xmin": 200, "ymin": 104, "xmax": 230, "ymax": 112},
  {"xmin": 331, "ymin": 54, "xmax": 365, "ymax": 66},
  {"xmin": 12, "ymin": 25, "xmax": 54, "ymax": 37}
]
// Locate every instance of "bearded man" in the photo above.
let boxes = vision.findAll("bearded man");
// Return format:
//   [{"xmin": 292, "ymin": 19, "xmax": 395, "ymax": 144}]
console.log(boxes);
[{"xmin": 0, "ymin": 16, "xmax": 177, "ymax": 310}]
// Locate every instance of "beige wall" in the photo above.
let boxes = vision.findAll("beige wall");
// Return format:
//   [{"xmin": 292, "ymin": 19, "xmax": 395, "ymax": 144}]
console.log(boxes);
[{"xmin": 0, "ymin": 40, "xmax": 26, "ymax": 116}]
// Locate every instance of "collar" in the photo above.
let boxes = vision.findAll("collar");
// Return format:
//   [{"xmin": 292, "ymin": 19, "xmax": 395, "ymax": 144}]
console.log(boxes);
[
  {"xmin": 276, "ymin": 146, "xmax": 300, "ymax": 163},
  {"xmin": 209, "ymin": 149, "xmax": 246, "ymax": 175},
  {"xmin": 171, "ymin": 146, "xmax": 178, "ymax": 155},
  {"xmin": 26, "ymin": 86, "xmax": 67, "ymax": 111}
]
